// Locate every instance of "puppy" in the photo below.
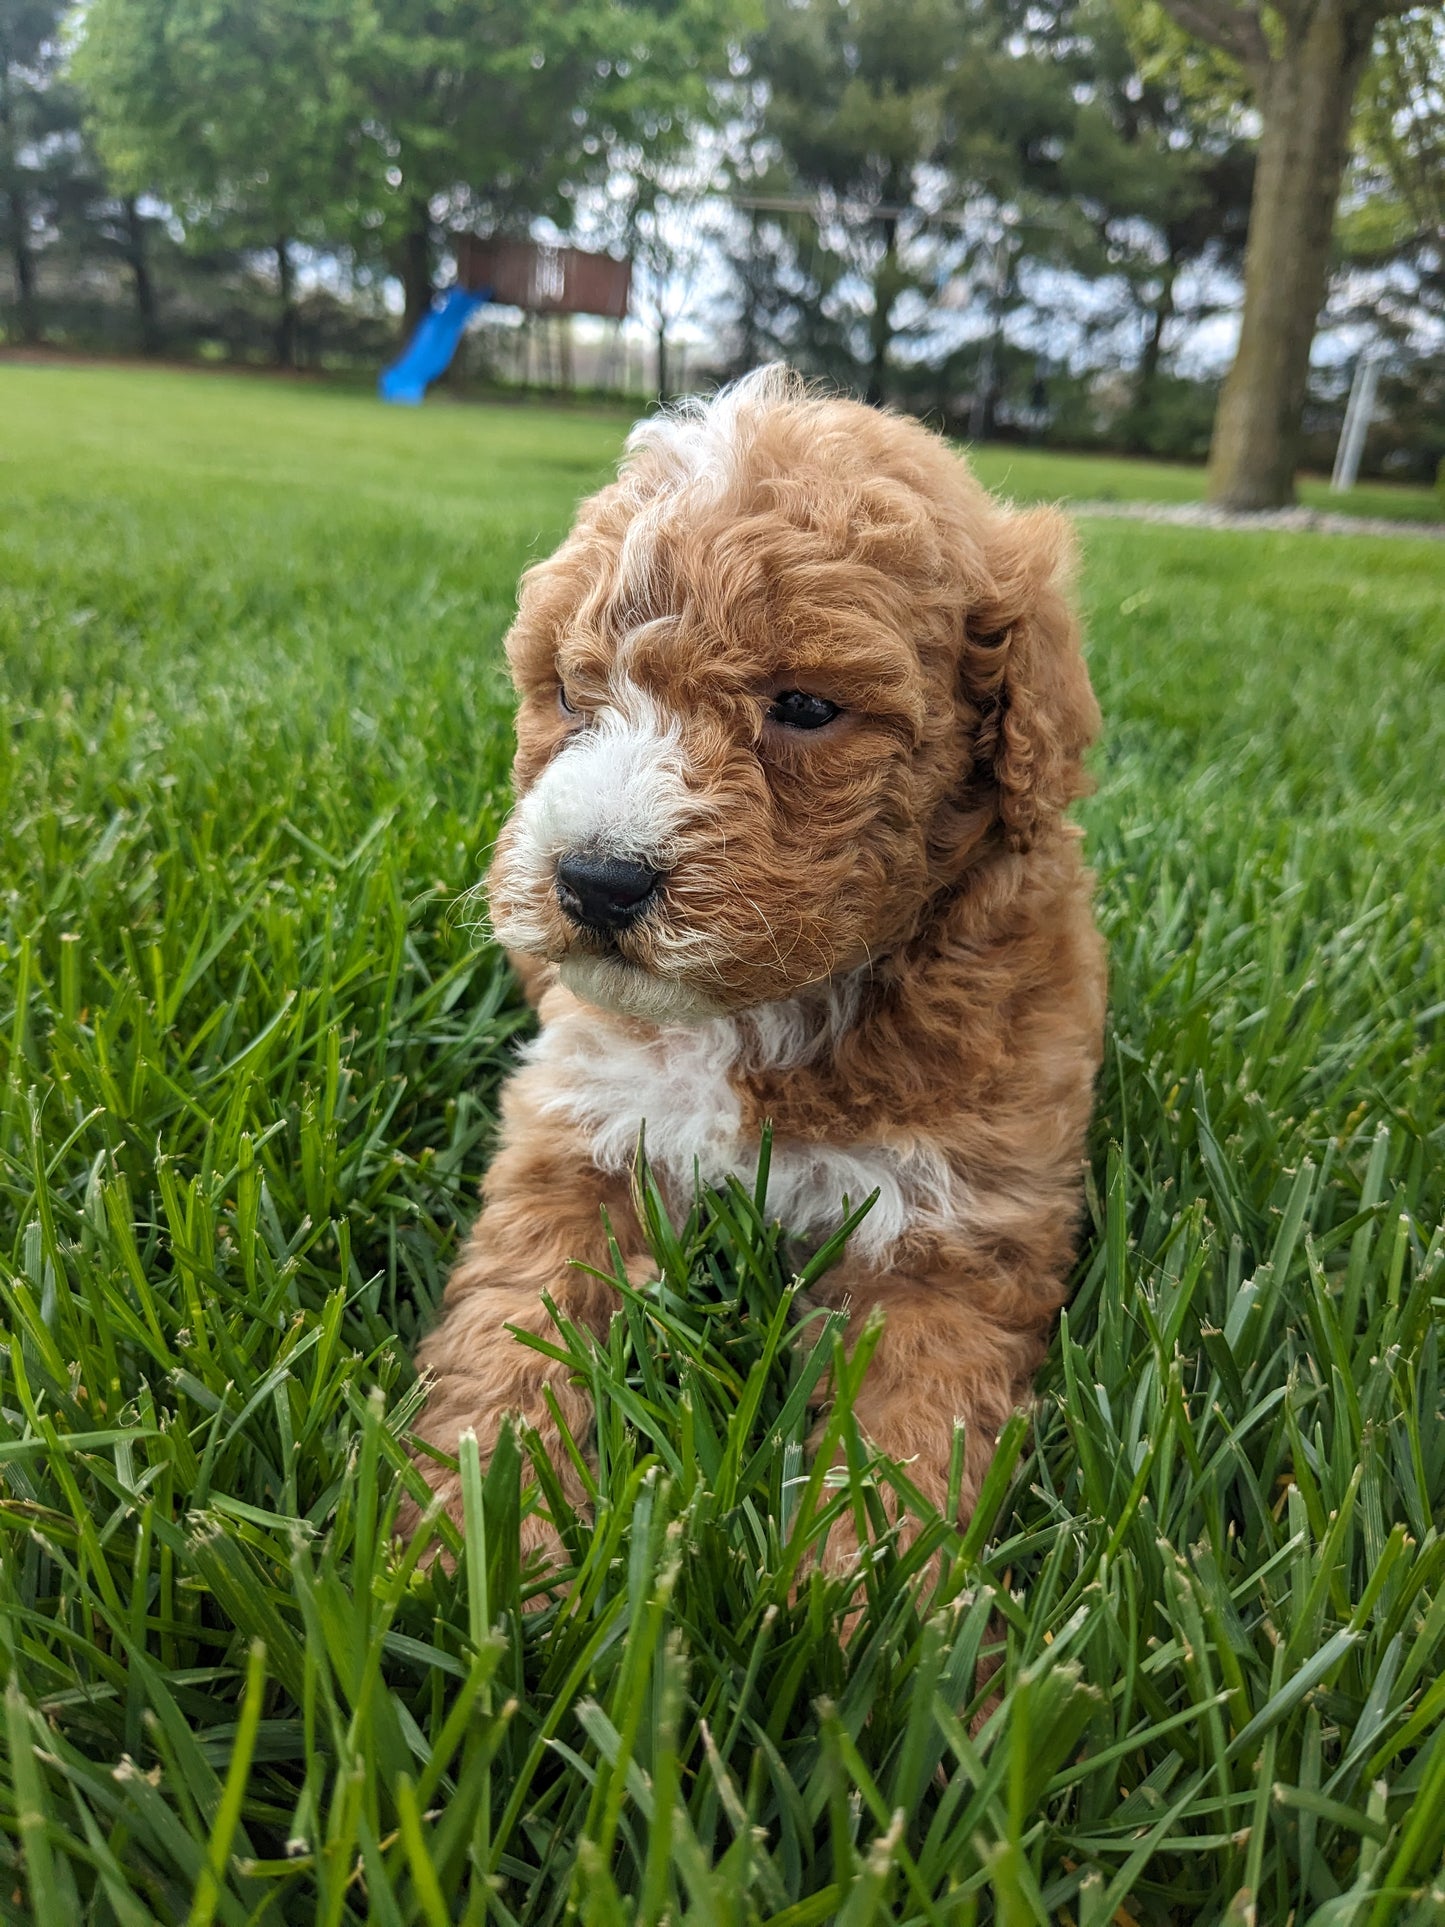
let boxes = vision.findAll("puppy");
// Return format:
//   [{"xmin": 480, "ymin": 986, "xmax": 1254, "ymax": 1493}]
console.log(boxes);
[{"xmin": 409, "ymin": 367, "xmax": 1106, "ymax": 1572}]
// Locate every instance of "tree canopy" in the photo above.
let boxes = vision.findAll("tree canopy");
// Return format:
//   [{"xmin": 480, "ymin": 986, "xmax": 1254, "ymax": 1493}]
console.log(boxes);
[
  {"xmin": 8, "ymin": 0, "xmax": 1442, "ymax": 492},
  {"xmin": 2, "ymin": 0, "xmax": 81, "ymax": 342}
]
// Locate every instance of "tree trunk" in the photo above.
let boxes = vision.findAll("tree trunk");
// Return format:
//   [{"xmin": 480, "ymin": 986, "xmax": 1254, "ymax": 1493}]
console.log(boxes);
[
  {"xmin": 274, "ymin": 237, "xmax": 296, "ymax": 368},
  {"xmin": 2, "ymin": 133, "xmax": 37, "ymax": 343},
  {"xmin": 1207, "ymin": 5, "xmax": 1378, "ymax": 509},
  {"xmin": 1137, "ymin": 264, "xmax": 1175, "ymax": 408},
  {"xmin": 740, "ymin": 217, "xmax": 763, "ymax": 374},
  {"xmin": 401, "ymin": 207, "xmax": 433, "ymax": 335},
  {"xmin": 7, "ymin": 187, "xmax": 36, "ymax": 342},
  {"xmin": 967, "ymin": 236, "xmax": 1012, "ymax": 441},
  {"xmin": 1126, "ymin": 260, "xmax": 1178, "ymax": 451},
  {"xmin": 125, "ymin": 197, "xmax": 160, "ymax": 356},
  {"xmin": 656, "ymin": 317, "xmax": 668, "ymax": 403},
  {"xmin": 866, "ymin": 211, "xmax": 900, "ymax": 407},
  {"xmin": 0, "ymin": 54, "xmax": 38, "ymax": 343}
]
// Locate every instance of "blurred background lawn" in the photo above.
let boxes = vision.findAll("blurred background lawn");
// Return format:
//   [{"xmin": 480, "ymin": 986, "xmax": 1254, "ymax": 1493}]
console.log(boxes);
[{"xmin": 7, "ymin": 363, "xmax": 1440, "ymax": 527}]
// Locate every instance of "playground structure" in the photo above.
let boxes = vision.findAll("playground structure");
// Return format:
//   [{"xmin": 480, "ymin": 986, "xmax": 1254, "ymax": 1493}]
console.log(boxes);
[{"xmin": 379, "ymin": 238, "xmax": 632, "ymax": 404}]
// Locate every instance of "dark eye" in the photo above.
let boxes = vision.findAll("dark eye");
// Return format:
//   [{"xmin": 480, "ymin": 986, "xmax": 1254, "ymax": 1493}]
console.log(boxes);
[
  {"xmin": 768, "ymin": 690, "xmax": 841, "ymax": 731},
  {"xmin": 557, "ymin": 684, "xmax": 578, "ymax": 717}
]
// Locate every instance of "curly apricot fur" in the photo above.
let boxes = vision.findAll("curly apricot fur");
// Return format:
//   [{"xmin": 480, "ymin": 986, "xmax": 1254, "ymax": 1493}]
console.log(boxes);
[{"xmin": 406, "ymin": 370, "xmax": 1106, "ymax": 1580}]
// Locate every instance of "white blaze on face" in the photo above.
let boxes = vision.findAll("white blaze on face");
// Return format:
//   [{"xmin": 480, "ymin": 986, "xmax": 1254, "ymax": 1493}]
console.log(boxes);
[
  {"xmin": 507, "ymin": 681, "xmax": 692, "ymax": 878},
  {"xmin": 606, "ymin": 366, "xmax": 800, "ymax": 612},
  {"xmin": 491, "ymin": 370, "xmax": 804, "ymax": 1019},
  {"xmin": 622, "ymin": 363, "xmax": 795, "ymax": 506},
  {"xmin": 491, "ymin": 680, "xmax": 707, "ymax": 1024}
]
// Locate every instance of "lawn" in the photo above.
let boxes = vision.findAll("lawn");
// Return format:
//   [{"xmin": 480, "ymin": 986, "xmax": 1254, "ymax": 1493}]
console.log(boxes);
[
  {"xmin": 0, "ymin": 362, "xmax": 1442, "ymax": 1925},
  {"xmin": 963, "ymin": 444, "xmax": 1441, "ymax": 523}
]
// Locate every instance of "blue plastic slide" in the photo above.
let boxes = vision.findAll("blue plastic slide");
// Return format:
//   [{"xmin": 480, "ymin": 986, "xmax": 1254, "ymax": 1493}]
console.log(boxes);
[{"xmin": 378, "ymin": 286, "xmax": 489, "ymax": 404}]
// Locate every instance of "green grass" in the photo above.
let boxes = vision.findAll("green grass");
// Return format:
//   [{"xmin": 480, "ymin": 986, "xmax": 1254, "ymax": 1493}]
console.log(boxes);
[
  {"xmin": 5, "ymin": 357, "xmax": 1439, "ymax": 524},
  {"xmin": 0, "ymin": 362, "xmax": 1442, "ymax": 1924},
  {"xmin": 962, "ymin": 443, "xmax": 1442, "ymax": 522}
]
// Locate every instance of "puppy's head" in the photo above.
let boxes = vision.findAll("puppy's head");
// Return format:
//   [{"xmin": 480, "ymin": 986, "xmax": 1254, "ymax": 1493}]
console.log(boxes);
[{"xmin": 487, "ymin": 367, "xmax": 1098, "ymax": 1024}]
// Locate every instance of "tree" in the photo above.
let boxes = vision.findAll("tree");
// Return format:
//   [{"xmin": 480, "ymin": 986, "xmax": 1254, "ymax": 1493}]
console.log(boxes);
[
  {"xmin": 1325, "ymin": 15, "xmax": 1445, "ymax": 482},
  {"xmin": 1, "ymin": 0, "xmax": 169, "ymax": 353},
  {"xmin": 739, "ymin": 0, "xmax": 1000, "ymax": 404},
  {"xmin": 1027, "ymin": 0, "xmax": 1254, "ymax": 445},
  {"xmin": 1353, "ymin": 10, "xmax": 1445, "ymax": 243},
  {"xmin": 1145, "ymin": 0, "xmax": 1435, "ymax": 508},
  {"xmin": 73, "ymin": 0, "xmax": 366, "ymax": 365},
  {"xmin": 87, "ymin": 192, "xmax": 164, "ymax": 354},
  {"xmin": 729, "ymin": 0, "xmax": 1252, "ymax": 430},
  {"xmin": 354, "ymin": 0, "xmax": 740, "ymax": 334},
  {"xmin": 574, "ymin": 127, "xmax": 726, "ymax": 401},
  {"xmin": 718, "ymin": 195, "xmax": 860, "ymax": 386},
  {"xmin": 596, "ymin": 167, "xmax": 715, "ymax": 402},
  {"xmin": 1, "ymin": 0, "xmax": 68, "ymax": 342}
]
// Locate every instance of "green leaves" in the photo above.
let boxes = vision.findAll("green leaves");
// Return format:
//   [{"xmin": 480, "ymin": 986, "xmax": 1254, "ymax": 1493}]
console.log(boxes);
[{"xmin": 70, "ymin": 0, "xmax": 743, "ymax": 301}]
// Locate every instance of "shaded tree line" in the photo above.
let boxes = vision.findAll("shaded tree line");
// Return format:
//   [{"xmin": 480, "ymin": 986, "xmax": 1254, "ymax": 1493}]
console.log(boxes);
[
  {"xmin": 2, "ymin": 0, "xmax": 1442, "ymax": 501},
  {"xmin": 725, "ymin": 0, "xmax": 1443, "ymax": 497},
  {"xmin": 4, "ymin": 0, "xmax": 733, "ymax": 365},
  {"xmin": 722, "ymin": 0, "xmax": 1258, "ymax": 452}
]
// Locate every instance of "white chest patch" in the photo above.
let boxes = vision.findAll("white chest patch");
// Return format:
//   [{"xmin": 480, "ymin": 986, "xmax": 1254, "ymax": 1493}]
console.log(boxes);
[{"xmin": 525, "ymin": 993, "xmax": 968, "ymax": 1264}]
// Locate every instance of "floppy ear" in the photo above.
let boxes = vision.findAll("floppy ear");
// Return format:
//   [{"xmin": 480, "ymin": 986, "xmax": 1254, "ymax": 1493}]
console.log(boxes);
[{"xmin": 962, "ymin": 506, "xmax": 1099, "ymax": 853}]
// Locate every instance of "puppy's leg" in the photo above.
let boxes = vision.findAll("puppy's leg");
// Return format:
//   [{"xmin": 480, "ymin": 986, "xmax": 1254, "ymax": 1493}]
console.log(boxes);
[
  {"xmin": 806, "ymin": 1272, "xmax": 1045, "ymax": 1716},
  {"xmin": 403, "ymin": 1100, "xmax": 643, "ymax": 1572},
  {"xmin": 806, "ymin": 1270, "xmax": 1046, "ymax": 1545}
]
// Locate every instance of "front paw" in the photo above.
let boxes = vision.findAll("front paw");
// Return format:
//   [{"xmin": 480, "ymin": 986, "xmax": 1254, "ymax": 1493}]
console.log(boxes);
[{"xmin": 395, "ymin": 1457, "xmax": 573, "ymax": 1608}]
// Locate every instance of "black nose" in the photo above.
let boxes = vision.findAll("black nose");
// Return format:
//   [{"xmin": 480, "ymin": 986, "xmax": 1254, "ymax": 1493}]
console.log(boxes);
[{"xmin": 555, "ymin": 851, "xmax": 663, "ymax": 931}]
